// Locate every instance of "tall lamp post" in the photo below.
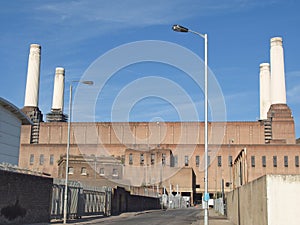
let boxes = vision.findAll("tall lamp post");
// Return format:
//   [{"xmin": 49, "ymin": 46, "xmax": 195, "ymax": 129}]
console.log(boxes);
[
  {"xmin": 172, "ymin": 24, "xmax": 209, "ymax": 225},
  {"xmin": 63, "ymin": 80, "xmax": 93, "ymax": 224}
]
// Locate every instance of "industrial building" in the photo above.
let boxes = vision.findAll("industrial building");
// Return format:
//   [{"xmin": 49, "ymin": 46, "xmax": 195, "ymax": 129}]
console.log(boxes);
[{"xmin": 18, "ymin": 37, "xmax": 300, "ymax": 204}]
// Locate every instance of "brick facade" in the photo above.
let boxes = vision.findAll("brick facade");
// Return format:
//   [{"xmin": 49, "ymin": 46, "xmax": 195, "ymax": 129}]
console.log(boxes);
[{"xmin": 18, "ymin": 107, "xmax": 299, "ymax": 203}]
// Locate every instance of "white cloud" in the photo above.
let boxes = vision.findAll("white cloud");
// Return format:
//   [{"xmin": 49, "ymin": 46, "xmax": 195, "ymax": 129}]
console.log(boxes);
[
  {"xmin": 29, "ymin": 0, "xmax": 286, "ymax": 42},
  {"xmin": 34, "ymin": 0, "xmax": 194, "ymax": 26}
]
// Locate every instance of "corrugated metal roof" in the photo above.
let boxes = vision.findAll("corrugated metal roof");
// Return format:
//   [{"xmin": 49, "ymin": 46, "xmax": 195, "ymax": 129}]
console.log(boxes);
[{"xmin": 0, "ymin": 97, "xmax": 32, "ymax": 125}]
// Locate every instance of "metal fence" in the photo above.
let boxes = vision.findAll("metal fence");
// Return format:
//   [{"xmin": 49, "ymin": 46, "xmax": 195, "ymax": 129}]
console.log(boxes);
[
  {"xmin": 161, "ymin": 193, "xmax": 189, "ymax": 209},
  {"xmin": 214, "ymin": 197, "xmax": 225, "ymax": 215},
  {"xmin": 51, "ymin": 179, "xmax": 112, "ymax": 220}
]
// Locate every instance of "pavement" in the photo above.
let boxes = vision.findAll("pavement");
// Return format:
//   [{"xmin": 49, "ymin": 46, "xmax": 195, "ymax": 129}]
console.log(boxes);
[
  {"xmin": 28, "ymin": 211, "xmax": 154, "ymax": 225},
  {"xmin": 192, "ymin": 208, "xmax": 235, "ymax": 225}
]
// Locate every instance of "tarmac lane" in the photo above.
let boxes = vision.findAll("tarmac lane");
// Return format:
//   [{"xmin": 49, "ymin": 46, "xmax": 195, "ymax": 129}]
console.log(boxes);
[{"xmin": 28, "ymin": 208, "xmax": 235, "ymax": 225}]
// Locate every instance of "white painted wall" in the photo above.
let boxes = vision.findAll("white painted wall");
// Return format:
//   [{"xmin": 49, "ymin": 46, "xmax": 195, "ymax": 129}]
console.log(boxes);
[
  {"xmin": 267, "ymin": 175, "xmax": 300, "ymax": 225},
  {"xmin": 227, "ymin": 175, "xmax": 300, "ymax": 225},
  {"xmin": 0, "ymin": 105, "xmax": 22, "ymax": 165}
]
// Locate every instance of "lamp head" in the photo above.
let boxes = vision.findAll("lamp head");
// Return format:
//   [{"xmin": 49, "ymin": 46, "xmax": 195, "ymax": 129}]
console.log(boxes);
[
  {"xmin": 172, "ymin": 24, "xmax": 189, "ymax": 32},
  {"xmin": 82, "ymin": 81, "xmax": 94, "ymax": 85}
]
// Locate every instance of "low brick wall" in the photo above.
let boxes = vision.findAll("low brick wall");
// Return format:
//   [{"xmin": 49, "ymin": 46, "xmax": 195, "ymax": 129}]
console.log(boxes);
[
  {"xmin": 0, "ymin": 170, "xmax": 53, "ymax": 225},
  {"xmin": 111, "ymin": 187, "xmax": 160, "ymax": 215}
]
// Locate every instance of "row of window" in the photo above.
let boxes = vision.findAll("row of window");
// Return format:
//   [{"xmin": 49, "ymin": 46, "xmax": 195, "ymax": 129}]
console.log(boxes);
[
  {"xmin": 127, "ymin": 154, "xmax": 233, "ymax": 167},
  {"xmin": 68, "ymin": 167, "xmax": 119, "ymax": 177},
  {"xmin": 190, "ymin": 155, "xmax": 232, "ymax": 167},
  {"xmin": 30, "ymin": 154, "xmax": 54, "ymax": 165},
  {"xmin": 250, "ymin": 155, "xmax": 299, "ymax": 168},
  {"xmin": 190, "ymin": 155, "xmax": 233, "ymax": 167},
  {"xmin": 163, "ymin": 155, "xmax": 299, "ymax": 168},
  {"xmin": 129, "ymin": 153, "xmax": 168, "ymax": 165},
  {"xmin": 30, "ymin": 153, "xmax": 300, "ymax": 169}
]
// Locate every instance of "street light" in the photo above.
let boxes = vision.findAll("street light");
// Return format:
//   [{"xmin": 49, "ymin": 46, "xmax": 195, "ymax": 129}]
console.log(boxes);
[
  {"xmin": 63, "ymin": 80, "xmax": 93, "ymax": 224},
  {"xmin": 172, "ymin": 24, "xmax": 209, "ymax": 225}
]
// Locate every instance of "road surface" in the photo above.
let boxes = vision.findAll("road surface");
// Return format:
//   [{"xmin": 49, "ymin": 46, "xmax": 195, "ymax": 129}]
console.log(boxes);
[{"xmin": 71, "ymin": 207, "xmax": 201, "ymax": 225}]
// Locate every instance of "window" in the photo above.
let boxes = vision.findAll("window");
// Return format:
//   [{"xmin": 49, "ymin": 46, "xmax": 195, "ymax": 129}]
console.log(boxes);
[
  {"xmin": 239, "ymin": 161, "xmax": 243, "ymax": 185},
  {"xmin": 140, "ymin": 153, "xmax": 144, "ymax": 165},
  {"xmin": 195, "ymin": 156, "xmax": 200, "ymax": 167},
  {"xmin": 39, "ymin": 154, "xmax": 44, "ymax": 165},
  {"xmin": 251, "ymin": 156, "xmax": 255, "ymax": 167},
  {"xmin": 162, "ymin": 153, "xmax": 166, "ymax": 166},
  {"xmin": 184, "ymin": 155, "xmax": 189, "ymax": 166},
  {"xmin": 151, "ymin": 153, "xmax": 155, "ymax": 165},
  {"xmin": 50, "ymin": 155, "xmax": 54, "ymax": 165},
  {"xmin": 173, "ymin": 155, "xmax": 178, "ymax": 167},
  {"xmin": 262, "ymin": 156, "xmax": 266, "ymax": 167},
  {"xmin": 273, "ymin": 156, "xmax": 277, "ymax": 167},
  {"xmin": 30, "ymin": 154, "xmax": 34, "ymax": 165},
  {"xmin": 129, "ymin": 153, "xmax": 133, "ymax": 165},
  {"xmin": 295, "ymin": 156, "xmax": 299, "ymax": 167},
  {"xmin": 228, "ymin": 156, "xmax": 233, "ymax": 167},
  {"xmin": 218, "ymin": 156, "xmax": 222, "ymax": 167},
  {"xmin": 81, "ymin": 167, "xmax": 87, "ymax": 175},
  {"xmin": 68, "ymin": 167, "xmax": 74, "ymax": 174},
  {"xmin": 112, "ymin": 168, "xmax": 118, "ymax": 177},
  {"xmin": 100, "ymin": 168, "xmax": 105, "ymax": 175},
  {"xmin": 284, "ymin": 156, "xmax": 288, "ymax": 167}
]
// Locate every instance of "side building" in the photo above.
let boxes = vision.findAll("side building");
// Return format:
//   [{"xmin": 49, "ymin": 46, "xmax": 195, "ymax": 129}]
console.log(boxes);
[{"xmin": 0, "ymin": 97, "xmax": 32, "ymax": 165}]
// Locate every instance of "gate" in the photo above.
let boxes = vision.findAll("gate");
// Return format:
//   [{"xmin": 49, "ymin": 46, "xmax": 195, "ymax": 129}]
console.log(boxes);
[{"xmin": 50, "ymin": 179, "xmax": 112, "ymax": 220}]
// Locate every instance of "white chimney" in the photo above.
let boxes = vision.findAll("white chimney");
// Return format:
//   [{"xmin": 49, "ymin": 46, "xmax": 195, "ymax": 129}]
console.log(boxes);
[
  {"xmin": 24, "ymin": 44, "xmax": 41, "ymax": 107},
  {"xmin": 259, "ymin": 63, "xmax": 271, "ymax": 120},
  {"xmin": 270, "ymin": 37, "xmax": 286, "ymax": 104},
  {"xmin": 51, "ymin": 67, "xmax": 65, "ymax": 112}
]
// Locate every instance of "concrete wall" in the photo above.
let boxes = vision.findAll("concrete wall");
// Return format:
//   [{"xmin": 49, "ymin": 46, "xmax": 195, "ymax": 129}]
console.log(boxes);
[
  {"xmin": 227, "ymin": 175, "xmax": 300, "ymax": 225},
  {"xmin": 227, "ymin": 175, "xmax": 268, "ymax": 225},
  {"xmin": 0, "ymin": 170, "xmax": 53, "ymax": 225}
]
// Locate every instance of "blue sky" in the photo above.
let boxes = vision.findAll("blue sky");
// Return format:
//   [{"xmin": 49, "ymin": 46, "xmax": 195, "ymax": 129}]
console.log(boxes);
[{"xmin": 1, "ymin": 0, "xmax": 300, "ymax": 138}]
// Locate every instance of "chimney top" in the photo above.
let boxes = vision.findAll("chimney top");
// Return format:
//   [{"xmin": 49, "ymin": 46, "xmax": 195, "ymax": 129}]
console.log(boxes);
[
  {"xmin": 260, "ymin": 63, "xmax": 270, "ymax": 70},
  {"xmin": 30, "ymin": 44, "xmax": 41, "ymax": 49},
  {"xmin": 55, "ymin": 67, "xmax": 65, "ymax": 75},
  {"xmin": 29, "ymin": 44, "xmax": 41, "ymax": 54},
  {"xmin": 270, "ymin": 37, "xmax": 283, "ymax": 47}
]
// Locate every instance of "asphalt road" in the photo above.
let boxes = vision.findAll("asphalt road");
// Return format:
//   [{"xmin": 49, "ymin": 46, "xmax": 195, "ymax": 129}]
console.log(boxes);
[
  {"xmin": 84, "ymin": 208, "xmax": 201, "ymax": 225},
  {"xmin": 29, "ymin": 207, "xmax": 235, "ymax": 225}
]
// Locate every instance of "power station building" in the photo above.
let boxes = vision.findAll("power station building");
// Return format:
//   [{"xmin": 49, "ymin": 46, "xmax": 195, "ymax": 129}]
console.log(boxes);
[{"xmin": 18, "ymin": 38, "xmax": 300, "ymax": 203}]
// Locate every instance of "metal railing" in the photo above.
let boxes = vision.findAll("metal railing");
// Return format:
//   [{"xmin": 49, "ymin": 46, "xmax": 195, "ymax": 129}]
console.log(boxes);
[{"xmin": 51, "ymin": 179, "xmax": 112, "ymax": 220}]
